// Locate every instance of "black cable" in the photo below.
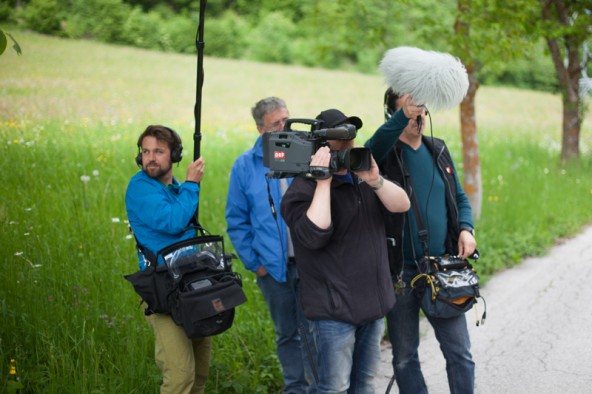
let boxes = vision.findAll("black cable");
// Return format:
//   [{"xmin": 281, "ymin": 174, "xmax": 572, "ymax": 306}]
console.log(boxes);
[
  {"xmin": 266, "ymin": 176, "xmax": 319, "ymax": 383},
  {"xmin": 385, "ymin": 374, "xmax": 396, "ymax": 394},
  {"xmin": 423, "ymin": 111, "xmax": 435, "ymax": 258},
  {"xmin": 265, "ymin": 175, "xmax": 289, "ymax": 266}
]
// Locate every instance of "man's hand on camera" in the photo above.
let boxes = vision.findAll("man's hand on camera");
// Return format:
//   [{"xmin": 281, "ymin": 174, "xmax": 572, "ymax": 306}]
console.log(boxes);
[
  {"xmin": 186, "ymin": 157, "xmax": 205, "ymax": 183},
  {"xmin": 354, "ymin": 154, "xmax": 381, "ymax": 187},
  {"xmin": 311, "ymin": 146, "xmax": 332, "ymax": 183}
]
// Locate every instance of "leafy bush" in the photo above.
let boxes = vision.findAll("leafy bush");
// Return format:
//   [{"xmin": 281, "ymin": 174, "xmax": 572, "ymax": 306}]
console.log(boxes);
[
  {"xmin": 0, "ymin": 1, "xmax": 13, "ymax": 22},
  {"xmin": 206, "ymin": 11, "xmax": 249, "ymax": 59},
  {"xmin": 160, "ymin": 14, "xmax": 197, "ymax": 53},
  {"xmin": 5, "ymin": 0, "xmax": 566, "ymax": 93},
  {"xmin": 121, "ymin": 7, "xmax": 163, "ymax": 50},
  {"xmin": 20, "ymin": 0, "xmax": 61, "ymax": 34},
  {"xmin": 478, "ymin": 41, "xmax": 559, "ymax": 93},
  {"xmin": 246, "ymin": 12, "xmax": 296, "ymax": 64},
  {"xmin": 63, "ymin": 0, "xmax": 131, "ymax": 42},
  {"xmin": 289, "ymin": 37, "xmax": 320, "ymax": 67}
]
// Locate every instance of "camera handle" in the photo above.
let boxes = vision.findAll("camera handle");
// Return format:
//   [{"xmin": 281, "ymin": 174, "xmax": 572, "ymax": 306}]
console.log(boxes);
[{"xmin": 284, "ymin": 118, "xmax": 323, "ymax": 132}]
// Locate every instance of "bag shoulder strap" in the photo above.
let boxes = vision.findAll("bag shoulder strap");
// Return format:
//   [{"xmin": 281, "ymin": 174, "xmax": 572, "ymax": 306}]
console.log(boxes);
[
  {"xmin": 128, "ymin": 226, "xmax": 158, "ymax": 268},
  {"xmin": 406, "ymin": 175, "xmax": 430, "ymax": 260}
]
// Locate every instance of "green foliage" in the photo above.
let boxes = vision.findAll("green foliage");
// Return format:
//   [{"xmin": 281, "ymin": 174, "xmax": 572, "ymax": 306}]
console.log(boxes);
[
  {"xmin": 205, "ymin": 11, "xmax": 248, "ymax": 59},
  {"xmin": 20, "ymin": 0, "xmax": 61, "ymax": 34},
  {"xmin": 63, "ymin": 0, "xmax": 131, "ymax": 42},
  {"xmin": 0, "ymin": 29, "xmax": 22, "ymax": 56},
  {"xmin": 0, "ymin": 29, "xmax": 6, "ymax": 54},
  {"xmin": 476, "ymin": 138, "xmax": 592, "ymax": 276},
  {"xmin": 480, "ymin": 45, "xmax": 559, "ymax": 93},
  {"xmin": 0, "ymin": 1, "xmax": 13, "ymax": 22},
  {"xmin": 6, "ymin": 0, "xmax": 566, "ymax": 92},
  {"xmin": 121, "ymin": 7, "xmax": 163, "ymax": 49},
  {"xmin": 159, "ymin": 13, "xmax": 197, "ymax": 53},
  {"xmin": 245, "ymin": 12, "xmax": 296, "ymax": 64}
]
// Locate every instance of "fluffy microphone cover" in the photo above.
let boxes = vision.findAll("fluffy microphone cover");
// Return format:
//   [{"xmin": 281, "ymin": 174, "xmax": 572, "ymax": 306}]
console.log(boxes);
[{"xmin": 379, "ymin": 46, "xmax": 469, "ymax": 111}]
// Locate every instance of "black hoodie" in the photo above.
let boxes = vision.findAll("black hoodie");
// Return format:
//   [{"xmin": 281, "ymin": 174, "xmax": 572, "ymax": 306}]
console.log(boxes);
[{"xmin": 281, "ymin": 174, "xmax": 396, "ymax": 325}]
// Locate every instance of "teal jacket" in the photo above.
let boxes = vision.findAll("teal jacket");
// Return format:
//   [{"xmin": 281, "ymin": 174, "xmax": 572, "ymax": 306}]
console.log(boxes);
[{"xmin": 365, "ymin": 110, "xmax": 474, "ymax": 272}]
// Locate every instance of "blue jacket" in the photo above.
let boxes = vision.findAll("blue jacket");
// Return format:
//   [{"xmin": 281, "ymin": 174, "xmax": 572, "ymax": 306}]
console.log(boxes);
[
  {"xmin": 225, "ymin": 135, "xmax": 291, "ymax": 282},
  {"xmin": 125, "ymin": 170, "xmax": 199, "ymax": 270}
]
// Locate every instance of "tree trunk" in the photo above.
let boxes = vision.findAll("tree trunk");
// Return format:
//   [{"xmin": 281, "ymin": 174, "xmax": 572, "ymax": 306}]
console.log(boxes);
[
  {"xmin": 459, "ymin": 64, "xmax": 482, "ymax": 220},
  {"xmin": 455, "ymin": 0, "xmax": 482, "ymax": 220},
  {"xmin": 542, "ymin": 0, "xmax": 583, "ymax": 163},
  {"xmin": 560, "ymin": 94, "xmax": 581, "ymax": 162}
]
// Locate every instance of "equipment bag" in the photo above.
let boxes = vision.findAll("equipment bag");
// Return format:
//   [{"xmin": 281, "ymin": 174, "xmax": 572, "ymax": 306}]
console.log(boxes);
[
  {"xmin": 125, "ymin": 233, "xmax": 247, "ymax": 338},
  {"xmin": 403, "ymin": 174, "xmax": 485, "ymax": 325},
  {"xmin": 411, "ymin": 256, "xmax": 485, "ymax": 323},
  {"xmin": 124, "ymin": 263, "xmax": 174, "ymax": 315},
  {"xmin": 160, "ymin": 235, "xmax": 247, "ymax": 338}
]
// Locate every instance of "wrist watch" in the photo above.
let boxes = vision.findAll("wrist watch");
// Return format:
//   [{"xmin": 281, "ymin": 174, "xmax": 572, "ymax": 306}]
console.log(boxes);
[{"xmin": 370, "ymin": 176, "xmax": 384, "ymax": 190}]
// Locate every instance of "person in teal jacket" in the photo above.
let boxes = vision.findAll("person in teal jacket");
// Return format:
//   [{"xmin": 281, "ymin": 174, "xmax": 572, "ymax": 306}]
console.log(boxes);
[
  {"xmin": 126, "ymin": 125, "xmax": 211, "ymax": 394},
  {"xmin": 366, "ymin": 90, "xmax": 477, "ymax": 394},
  {"xmin": 225, "ymin": 97, "xmax": 316, "ymax": 393}
]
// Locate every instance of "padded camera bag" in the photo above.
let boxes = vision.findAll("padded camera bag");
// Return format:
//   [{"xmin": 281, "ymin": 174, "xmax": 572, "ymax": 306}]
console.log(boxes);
[
  {"xmin": 125, "ymin": 232, "xmax": 247, "ymax": 338},
  {"xmin": 159, "ymin": 235, "xmax": 247, "ymax": 338}
]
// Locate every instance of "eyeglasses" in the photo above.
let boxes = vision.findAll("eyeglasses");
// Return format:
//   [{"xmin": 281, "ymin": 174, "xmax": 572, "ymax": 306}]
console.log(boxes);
[{"xmin": 266, "ymin": 117, "xmax": 288, "ymax": 131}]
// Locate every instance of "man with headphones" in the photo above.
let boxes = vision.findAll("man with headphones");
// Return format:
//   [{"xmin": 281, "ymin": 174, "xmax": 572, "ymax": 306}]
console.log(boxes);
[
  {"xmin": 125, "ymin": 125, "xmax": 209, "ymax": 394},
  {"xmin": 365, "ymin": 90, "xmax": 477, "ymax": 394}
]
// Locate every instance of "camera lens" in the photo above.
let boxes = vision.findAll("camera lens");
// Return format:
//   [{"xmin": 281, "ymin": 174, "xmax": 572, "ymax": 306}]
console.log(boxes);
[{"xmin": 346, "ymin": 148, "xmax": 371, "ymax": 171}]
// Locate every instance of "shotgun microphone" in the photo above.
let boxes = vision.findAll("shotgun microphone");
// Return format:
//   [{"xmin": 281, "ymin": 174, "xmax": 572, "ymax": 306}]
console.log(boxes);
[
  {"xmin": 379, "ymin": 46, "xmax": 469, "ymax": 113},
  {"xmin": 312, "ymin": 124, "xmax": 357, "ymax": 140}
]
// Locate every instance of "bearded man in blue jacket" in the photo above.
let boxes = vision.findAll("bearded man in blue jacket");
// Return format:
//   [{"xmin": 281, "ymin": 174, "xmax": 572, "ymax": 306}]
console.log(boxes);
[{"xmin": 125, "ymin": 125, "xmax": 210, "ymax": 394}]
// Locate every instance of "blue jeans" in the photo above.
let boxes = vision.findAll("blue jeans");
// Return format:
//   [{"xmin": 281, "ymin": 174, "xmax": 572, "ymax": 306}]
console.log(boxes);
[
  {"xmin": 386, "ymin": 268, "xmax": 475, "ymax": 394},
  {"xmin": 309, "ymin": 318, "xmax": 383, "ymax": 394},
  {"xmin": 257, "ymin": 262, "xmax": 317, "ymax": 394}
]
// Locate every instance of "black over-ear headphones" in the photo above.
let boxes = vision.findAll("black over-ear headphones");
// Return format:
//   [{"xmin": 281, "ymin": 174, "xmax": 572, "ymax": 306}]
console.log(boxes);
[
  {"xmin": 384, "ymin": 87, "xmax": 398, "ymax": 121},
  {"xmin": 135, "ymin": 126, "xmax": 183, "ymax": 167}
]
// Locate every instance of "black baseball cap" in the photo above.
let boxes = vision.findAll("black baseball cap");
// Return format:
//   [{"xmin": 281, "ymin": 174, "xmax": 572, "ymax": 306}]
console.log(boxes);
[{"xmin": 315, "ymin": 109, "xmax": 363, "ymax": 130}]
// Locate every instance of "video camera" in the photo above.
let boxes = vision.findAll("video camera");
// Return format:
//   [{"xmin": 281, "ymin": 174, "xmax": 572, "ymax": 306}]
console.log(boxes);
[{"xmin": 262, "ymin": 118, "xmax": 371, "ymax": 179}]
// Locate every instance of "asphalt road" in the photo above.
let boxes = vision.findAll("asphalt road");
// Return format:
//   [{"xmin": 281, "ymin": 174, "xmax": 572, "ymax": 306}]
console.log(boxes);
[{"xmin": 375, "ymin": 225, "xmax": 592, "ymax": 394}]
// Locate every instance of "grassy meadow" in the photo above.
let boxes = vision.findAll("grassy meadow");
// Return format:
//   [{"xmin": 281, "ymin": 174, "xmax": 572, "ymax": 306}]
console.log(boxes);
[{"xmin": 1, "ymin": 29, "xmax": 592, "ymax": 393}]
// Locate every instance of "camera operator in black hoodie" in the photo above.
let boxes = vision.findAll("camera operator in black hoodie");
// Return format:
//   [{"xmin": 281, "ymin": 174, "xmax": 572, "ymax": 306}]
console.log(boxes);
[{"xmin": 281, "ymin": 109, "xmax": 410, "ymax": 393}]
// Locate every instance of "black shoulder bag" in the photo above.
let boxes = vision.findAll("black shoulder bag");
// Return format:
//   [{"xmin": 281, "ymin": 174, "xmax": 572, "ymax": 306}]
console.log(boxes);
[
  {"xmin": 407, "ymin": 180, "xmax": 485, "ymax": 325},
  {"xmin": 124, "ymin": 225, "xmax": 247, "ymax": 337}
]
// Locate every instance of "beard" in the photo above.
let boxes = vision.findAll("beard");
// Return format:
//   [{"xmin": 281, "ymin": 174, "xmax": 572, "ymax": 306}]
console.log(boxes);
[{"xmin": 143, "ymin": 161, "xmax": 172, "ymax": 181}]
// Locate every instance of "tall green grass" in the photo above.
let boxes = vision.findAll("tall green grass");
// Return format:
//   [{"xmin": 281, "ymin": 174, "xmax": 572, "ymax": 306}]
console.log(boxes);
[{"xmin": 1, "ymin": 29, "xmax": 592, "ymax": 393}]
